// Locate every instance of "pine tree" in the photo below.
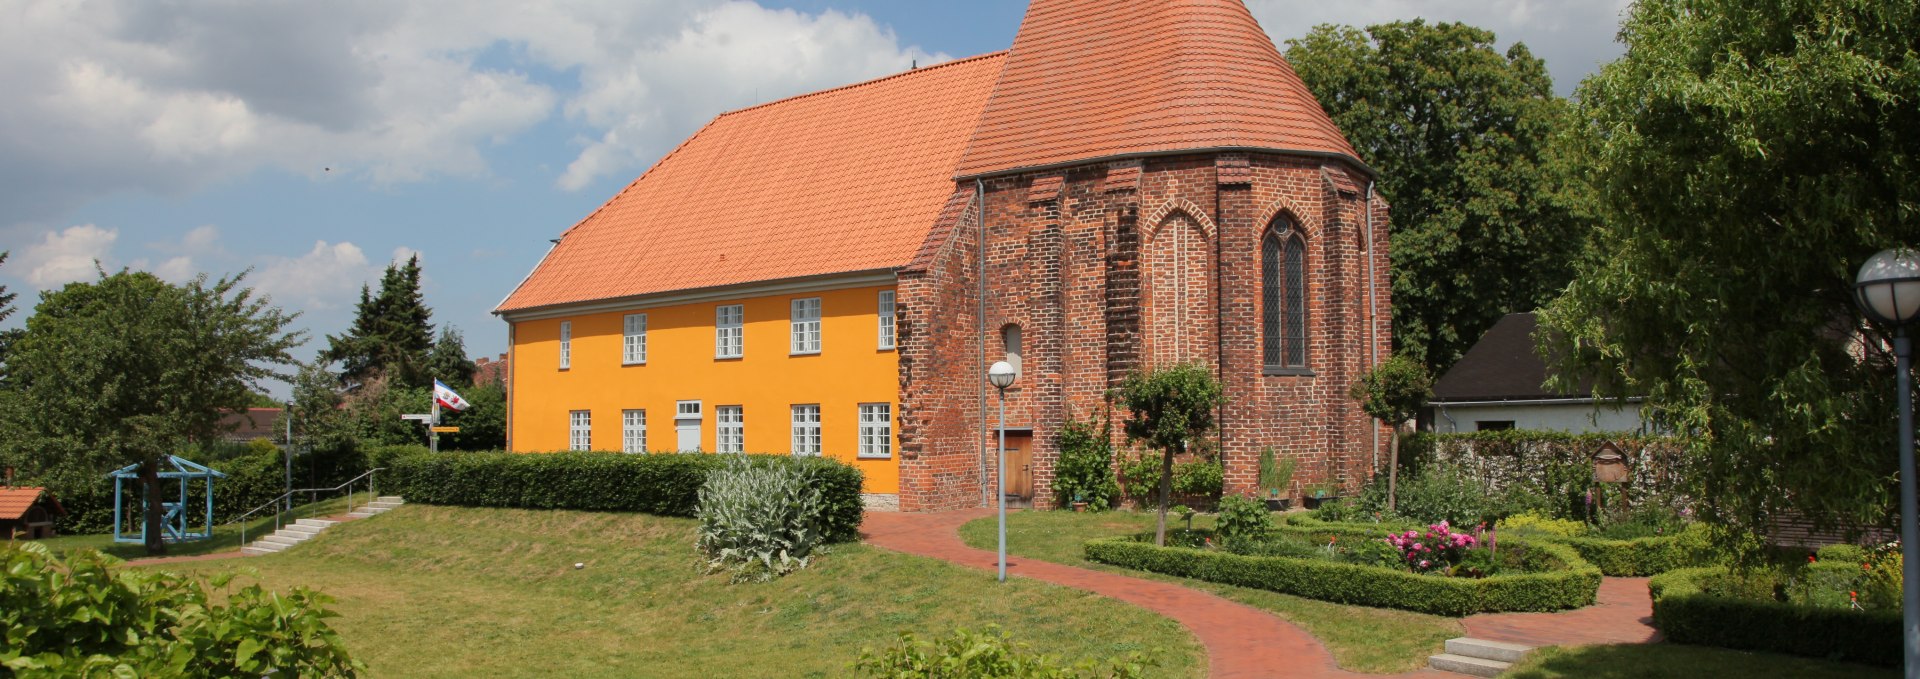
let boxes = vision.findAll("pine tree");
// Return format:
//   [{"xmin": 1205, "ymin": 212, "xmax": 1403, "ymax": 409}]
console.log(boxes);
[
  {"xmin": 425, "ymin": 327, "xmax": 477, "ymax": 386},
  {"xmin": 322, "ymin": 255, "xmax": 435, "ymax": 389}
]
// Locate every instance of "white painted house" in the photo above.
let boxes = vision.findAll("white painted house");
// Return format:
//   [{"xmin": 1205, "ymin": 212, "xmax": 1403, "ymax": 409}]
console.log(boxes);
[{"xmin": 1425, "ymin": 313, "xmax": 1649, "ymax": 434}]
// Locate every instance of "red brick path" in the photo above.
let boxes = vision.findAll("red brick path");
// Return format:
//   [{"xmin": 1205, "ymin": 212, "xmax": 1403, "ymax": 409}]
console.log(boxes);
[
  {"xmin": 863, "ymin": 509, "xmax": 1442, "ymax": 678},
  {"xmin": 1463, "ymin": 577, "xmax": 1659, "ymax": 647}
]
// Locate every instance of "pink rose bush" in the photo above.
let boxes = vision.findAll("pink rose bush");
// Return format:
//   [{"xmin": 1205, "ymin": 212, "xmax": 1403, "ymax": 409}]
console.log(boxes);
[{"xmin": 1384, "ymin": 521, "xmax": 1481, "ymax": 574}]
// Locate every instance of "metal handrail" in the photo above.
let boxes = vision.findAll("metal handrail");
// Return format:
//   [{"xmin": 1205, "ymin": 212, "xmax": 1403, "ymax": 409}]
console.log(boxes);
[{"xmin": 235, "ymin": 467, "xmax": 385, "ymax": 550}]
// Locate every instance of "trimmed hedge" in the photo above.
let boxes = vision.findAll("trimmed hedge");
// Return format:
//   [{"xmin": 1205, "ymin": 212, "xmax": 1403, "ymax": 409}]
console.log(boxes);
[
  {"xmin": 1650, "ymin": 567, "xmax": 1899, "ymax": 667},
  {"xmin": 384, "ymin": 450, "xmax": 865, "ymax": 542},
  {"xmin": 1285, "ymin": 515, "xmax": 1718, "ymax": 577},
  {"xmin": 1086, "ymin": 527, "xmax": 1600, "ymax": 616}
]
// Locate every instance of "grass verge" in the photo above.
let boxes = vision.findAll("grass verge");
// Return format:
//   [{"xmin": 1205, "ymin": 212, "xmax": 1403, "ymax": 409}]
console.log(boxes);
[
  {"xmin": 1505, "ymin": 643, "xmax": 1896, "ymax": 678},
  {"xmin": 957, "ymin": 509, "xmax": 1460, "ymax": 674},
  {"xmin": 146, "ymin": 505, "xmax": 1204, "ymax": 678},
  {"xmin": 38, "ymin": 495, "xmax": 355, "ymax": 560}
]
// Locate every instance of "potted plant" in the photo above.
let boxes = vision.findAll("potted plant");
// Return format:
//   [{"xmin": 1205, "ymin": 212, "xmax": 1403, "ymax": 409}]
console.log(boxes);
[
  {"xmin": 1257, "ymin": 447, "xmax": 1297, "ymax": 511},
  {"xmin": 1300, "ymin": 481, "xmax": 1342, "ymax": 509},
  {"xmin": 1071, "ymin": 492, "xmax": 1088, "ymax": 512}
]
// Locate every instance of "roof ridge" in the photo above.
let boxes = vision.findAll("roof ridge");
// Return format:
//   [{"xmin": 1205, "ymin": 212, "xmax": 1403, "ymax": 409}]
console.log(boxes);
[{"xmin": 714, "ymin": 50, "xmax": 1011, "ymax": 119}]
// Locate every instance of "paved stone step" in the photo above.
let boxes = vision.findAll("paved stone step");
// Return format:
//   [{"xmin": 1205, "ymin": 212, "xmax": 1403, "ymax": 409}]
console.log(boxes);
[
  {"xmin": 242, "ymin": 542, "xmax": 289, "ymax": 555},
  {"xmin": 282, "ymin": 523, "xmax": 325, "ymax": 535},
  {"xmin": 1446, "ymin": 638, "xmax": 1533, "ymax": 663},
  {"xmin": 366, "ymin": 501, "xmax": 403, "ymax": 510},
  {"xmin": 376, "ymin": 496, "xmax": 404, "ymax": 504},
  {"xmin": 259, "ymin": 534, "xmax": 303, "ymax": 547},
  {"xmin": 1429, "ymin": 653, "xmax": 1511, "ymax": 678},
  {"xmin": 269, "ymin": 529, "xmax": 314, "ymax": 541},
  {"xmin": 295, "ymin": 518, "xmax": 337, "ymax": 528}
]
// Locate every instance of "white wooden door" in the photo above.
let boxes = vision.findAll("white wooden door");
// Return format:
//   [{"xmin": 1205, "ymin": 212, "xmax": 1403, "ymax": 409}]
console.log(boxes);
[{"xmin": 675, "ymin": 400, "xmax": 702, "ymax": 452}]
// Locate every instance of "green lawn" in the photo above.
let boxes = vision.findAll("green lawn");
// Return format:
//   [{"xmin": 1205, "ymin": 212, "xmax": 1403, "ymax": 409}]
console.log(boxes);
[
  {"xmin": 40, "ymin": 495, "xmax": 354, "ymax": 560},
  {"xmin": 958, "ymin": 509, "xmax": 1462, "ymax": 674},
  {"xmin": 1506, "ymin": 643, "xmax": 1895, "ymax": 678},
  {"xmin": 146, "ymin": 505, "xmax": 1204, "ymax": 678}
]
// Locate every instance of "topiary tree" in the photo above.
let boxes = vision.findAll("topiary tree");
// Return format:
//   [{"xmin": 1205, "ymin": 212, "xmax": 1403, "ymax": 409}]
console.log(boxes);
[
  {"xmin": 1349, "ymin": 354, "xmax": 1433, "ymax": 512},
  {"xmin": 1117, "ymin": 362, "xmax": 1226, "ymax": 547}
]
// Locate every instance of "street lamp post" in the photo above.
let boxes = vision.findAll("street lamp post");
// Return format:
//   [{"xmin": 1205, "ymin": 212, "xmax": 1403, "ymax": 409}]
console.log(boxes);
[
  {"xmin": 988, "ymin": 360, "xmax": 1017, "ymax": 582},
  {"xmin": 1856, "ymin": 247, "xmax": 1920, "ymax": 679}
]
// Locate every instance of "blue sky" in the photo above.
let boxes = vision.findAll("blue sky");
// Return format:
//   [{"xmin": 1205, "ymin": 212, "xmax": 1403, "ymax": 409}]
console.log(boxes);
[{"xmin": 0, "ymin": 0, "xmax": 1628, "ymax": 396}]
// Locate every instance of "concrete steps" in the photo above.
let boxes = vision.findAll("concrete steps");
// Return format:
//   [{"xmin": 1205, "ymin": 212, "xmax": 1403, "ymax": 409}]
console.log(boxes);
[
  {"xmin": 1429, "ymin": 638, "xmax": 1533, "ymax": 677},
  {"xmin": 241, "ymin": 498, "xmax": 403, "ymax": 555}
]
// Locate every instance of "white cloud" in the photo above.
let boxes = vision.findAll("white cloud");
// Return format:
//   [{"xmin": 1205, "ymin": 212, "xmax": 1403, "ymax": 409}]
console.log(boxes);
[
  {"xmin": 254, "ymin": 240, "xmax": 378, "ymax": 310},
  {"xmin": 17, "ymin": 224, "xmax": 117, "ymax": 288},
  {"xmin": 391, "ymin": 246, "xmax": 421, "ymax": 264},
  {"xmin": 0, "ymin": 1, "xmax": 939, "ymax": 220},
  {"xmin": 1249, "ymin": 0, "xmax": 1633, "ymax": 94}
]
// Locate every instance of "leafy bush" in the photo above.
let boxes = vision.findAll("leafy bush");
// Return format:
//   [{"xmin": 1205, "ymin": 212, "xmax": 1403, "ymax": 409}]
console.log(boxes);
[
  {"xmin": 1498, "ymin": 512, "xmax": 1588, "ymax": 538},
  {"xmin": 1385, "ymin": 521, "xmax": 1488, "ymax": 575},
  {"xmin": 1052, "ymin": 417, "xmax": 1119, "ymax": 511},
  {"xmin": 1172, "ymin": 459, "xmax": 1223, "ymax": 499},
  {"xmin": 853, "ymin": 625, "xmax": 1155, "ymax": 678},
  {"xmin": 1086, "ymin": 527, "xmax": 1599, "ymax": 616},
  {"xmin": 0, "ymin": 542, "xmax": 361, "ymax": 676},
  {"xmin": 1651, "ymin": 566, "xmax": 1899, "ymax": 666},
  {"xmin": 388, "ymin": 450, "xmax": 864, "ymax": 542},
  {"xmin": 1117, "ymin": 449, "xmax": 1163, "ymax": 506},
  {"xmin": 1213, "ymin": 495, "xmax": 1271, "ymax": 543},
  {"xmin": 1555, "ymin": 525, "xmax": 1720, "ymax": 576},
  {"xmin": 696, "ymin": 455, "xmax": 832, "ymax": 582}
]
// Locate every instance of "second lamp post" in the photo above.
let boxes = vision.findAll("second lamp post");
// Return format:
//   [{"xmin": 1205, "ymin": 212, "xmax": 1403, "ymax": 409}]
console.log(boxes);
[{"xmin": 988, "ymin": 360, "xmax": 1017, "ymax": 582}]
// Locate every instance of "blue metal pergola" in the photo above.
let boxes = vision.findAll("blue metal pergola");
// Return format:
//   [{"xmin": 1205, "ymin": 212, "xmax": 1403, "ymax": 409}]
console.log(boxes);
[{"xmin": 107, "ymin": 455, "xmax": 226, "ymax": 544}]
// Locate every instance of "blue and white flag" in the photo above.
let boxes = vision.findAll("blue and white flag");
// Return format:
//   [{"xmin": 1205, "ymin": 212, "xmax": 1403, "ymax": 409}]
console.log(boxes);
[{"xmin": 433, "ymin": 379, "xmax": 471, "ymax": 412}]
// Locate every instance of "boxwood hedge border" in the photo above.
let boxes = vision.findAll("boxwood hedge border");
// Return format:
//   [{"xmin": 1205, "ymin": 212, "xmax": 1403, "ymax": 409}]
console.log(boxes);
[
  {"xmin": 384, "ymin": 449, "xmax": 864, "ymax": 543},
  {"xmin": 1086, "ymin": 525, "xmax": 1600, "ymax": 616},
  {"xmin": 1649, "ymin": 566, "xmax": 1899, "ymax": 667},
  {"xmin": 1285, "ymin": 515, "xmax": 1718, "ymax": 577}
]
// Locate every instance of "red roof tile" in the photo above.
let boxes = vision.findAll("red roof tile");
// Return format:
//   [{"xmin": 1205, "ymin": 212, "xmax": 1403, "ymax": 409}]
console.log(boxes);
[
  {"xmin": 953, "ymin": 0, "xmax": 1363, "ymax": 178},
  {"xmin": 0, "ymin": 487, "xmax": 48, "ymax": 522},
  {"xmin": 496, "ymin": 53, "xmax": 1007, "ymax": 314}
]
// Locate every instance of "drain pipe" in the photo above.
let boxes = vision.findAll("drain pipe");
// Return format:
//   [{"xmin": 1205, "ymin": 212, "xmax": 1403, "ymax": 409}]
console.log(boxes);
[
  {"xmin": 1364, "ymin": 180, "xmax": 1380, "ymax": 472},
  {"xmin": 977, "ymin": 178, "xmax": 990, "ymax": 508}
]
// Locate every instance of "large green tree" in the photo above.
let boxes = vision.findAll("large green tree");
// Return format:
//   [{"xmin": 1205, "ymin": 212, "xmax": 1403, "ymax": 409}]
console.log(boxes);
[
  {"xmin": 1117, "ymin": 363, "xmax": 1226, "ymax": 547},
  {"xmin": 4, "ymin": 270, "xmax": 301, "ymax": 554},
  {"xmin": 323, "ymin": 255, "xmax": 433, "ymax": 389},
  {"xmin": 425, "ymin": 327, "xmax": 478, "ymax": 387},
  {"xmin": 1286, "ymin": 21, "xmax": 1594, "ymax": 371},
  {"xmin": 1538, "ymin": 0, "xmax": 1920, "ymax": 538},
  {"xmin": 0, "ymin": 251, "xmax": 20, "ymax": 382}
]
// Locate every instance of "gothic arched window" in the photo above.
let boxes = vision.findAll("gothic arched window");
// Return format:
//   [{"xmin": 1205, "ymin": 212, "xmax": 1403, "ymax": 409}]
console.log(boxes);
[{"xmin": 1262, "ymin": 221, "xmax": 1308, "ymax": 371}]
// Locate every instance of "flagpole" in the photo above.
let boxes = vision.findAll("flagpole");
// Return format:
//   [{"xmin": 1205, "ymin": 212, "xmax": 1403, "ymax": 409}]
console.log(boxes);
[{"xmin": 430, "ymin": 394, "xmax": 441, "ymax": 453}]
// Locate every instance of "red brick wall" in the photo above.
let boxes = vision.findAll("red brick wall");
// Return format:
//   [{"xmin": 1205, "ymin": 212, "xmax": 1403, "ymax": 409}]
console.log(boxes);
[{"xmin": 896, "ymin": 152, "xmax": 1392, "ymax": 511}]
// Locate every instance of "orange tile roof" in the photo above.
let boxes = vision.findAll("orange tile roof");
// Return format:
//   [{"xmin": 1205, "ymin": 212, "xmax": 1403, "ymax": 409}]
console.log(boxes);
[
  {"xmin": 496, "ymin": 53, "xmax": 1007, "ymax": 314},
  {"xmin": 0, "ymin": 487, "xmax": 47, "ymax": 521},
  {"xmin": 953, "ymin": 0, "xmax": 1363, "ymax": 178}
]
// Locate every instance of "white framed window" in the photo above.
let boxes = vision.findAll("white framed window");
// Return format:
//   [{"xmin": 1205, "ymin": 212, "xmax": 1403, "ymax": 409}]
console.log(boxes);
[
  {"xmin": 622, "ymin": 409, "xmax": 646, "ymax": 453},
  {"xmin": 716, "ymin": 405, "xmax": 744, "ymax": 453},
  {"xmin": 858, "ymin": 403, "xmax": 892, "ymax": 459},
  {"xmin": 558, "ymin": 321, "xmax": 572, "ymax": 370},
  {"xmin": 568, "ymin": 410, "xmax": 591, "ymax": 451},
  {"xmin": 790, "ymin": 405, "xmax": 821, "ymax": 456},
  {"xmin": 791, "ymin": 297, "xmax": 822, "ymax": 354},
  {"xmin": 716, "ymin": 305, "xmax": 744, "ymax": 358},
  {"xmin": 623, "ymin": 314, "xmax": 648, "ymax": 365},
  {"xmin": 675, "ymin": 401, "xmax": 702, "ymax": 452},
  {"xmin": 877, "ymin": 290, "xmax": 896, "ymax": 350}
]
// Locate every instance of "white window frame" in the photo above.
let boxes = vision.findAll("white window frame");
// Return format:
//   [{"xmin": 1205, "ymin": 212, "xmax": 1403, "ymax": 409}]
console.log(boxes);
[
  {"xmin": 790, "ymin": 404, "xmax": 821, "ymax": 456},
  {"xmin": 877, "ymin": 290, "xmax": 896, "ymax": 350},
  {"xmin": 790, "ymin": 297, "xmax": 822, "ymax": 355},
  {"xmin": 858, "ymin": 403, "xmax": 892, "ymax": 459},
  {"xmin": 622, "ymin": 409, "xmax": 646, "ymax": 453},
  {"xmin": 675, "ymin": 400, "xmax": 703, "ymax": 452},
  {"xmin": 558, "ymin": 321, "xmax": 572, "ymax": 370},
  {"xmin": 716, "ymin": 305, "xmax": 744, "ymax": 359},
  {"xmin": 623, "ymin": 313, "xmax": 647, "ymax": 365},
  {"xmin": 716, "ymin": 405, "xmax": 744, "ymax": 453},
  {"xmin": 568, "ymin": 410, "xmax": 591, "ymax": 451}
]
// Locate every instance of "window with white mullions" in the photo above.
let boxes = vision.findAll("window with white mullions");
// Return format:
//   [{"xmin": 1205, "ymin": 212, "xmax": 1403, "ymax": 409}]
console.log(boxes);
[
  {"xmin": 622, "ymin": 409, "xmax": 646, "ymax": 453},
  {"xmin": 791, "ymin": 297, "xmax": 822, "ymax": 354},
  {"xmin": 623, "ymin": 314, "xmax": 647, "ymax": 364},
  {"xmin": 877, "ymin": 290, "xmax": 896, "ymax": 350},
  {"xmin": 717, "ymin": 405, "xmax": 744, "ymax": 453},
  {"xmin": 569, "ymin": 410, "xmax": 591, "ymax": 451},
  {"xmin": 559, "ymin": 321, "xmax": 572, "ymax": 370},
  {"xmin": 715, "ymin": 304, "xmax": 744, "ymax": 358},
  {"xmin": 790, "ymin": 404, "xmax": 821, "ymax": 456},
  {"xmin": 858, "ymin": 403, "xmax": 891, "ymax": 459}
]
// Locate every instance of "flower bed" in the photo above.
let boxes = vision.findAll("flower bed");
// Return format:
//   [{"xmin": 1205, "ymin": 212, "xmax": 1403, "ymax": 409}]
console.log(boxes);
[
  {"xmin": 1286, "ymin": 514, "xmax": 1720, "ymax": 577},
  {"xmin": 1085, "ymin": 522, "xmax": 1600, "ymax": 616},
  {"xmin": 1650, "ymin": 551, "xmax": 1901, "ymax": 666}
]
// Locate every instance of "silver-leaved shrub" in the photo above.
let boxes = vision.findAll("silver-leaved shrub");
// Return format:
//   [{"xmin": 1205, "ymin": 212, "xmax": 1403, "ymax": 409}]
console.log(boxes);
[{"xmin": 696, "ymin": 455, "xmax": 829, "ymax": 582}]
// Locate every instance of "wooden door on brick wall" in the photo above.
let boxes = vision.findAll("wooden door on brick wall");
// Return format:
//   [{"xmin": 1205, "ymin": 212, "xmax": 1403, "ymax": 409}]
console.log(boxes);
[{"xmin": 1002, "ymin": 432, "xmax": 1033, "ymax": 503}]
